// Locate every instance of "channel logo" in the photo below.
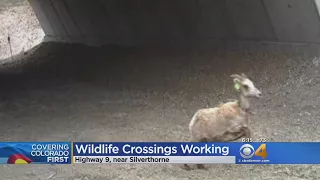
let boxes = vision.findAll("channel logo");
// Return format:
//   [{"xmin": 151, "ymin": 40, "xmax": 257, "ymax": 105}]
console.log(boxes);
[{"xmin": 239, "ymin": 144, "xmax": 268, "ymax": 159}]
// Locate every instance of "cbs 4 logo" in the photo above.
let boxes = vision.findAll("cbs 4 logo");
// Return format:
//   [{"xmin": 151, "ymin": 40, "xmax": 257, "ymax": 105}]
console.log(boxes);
[{"xmin": 239, "ymin": 144, "xmax": 268, "ymax": 159}]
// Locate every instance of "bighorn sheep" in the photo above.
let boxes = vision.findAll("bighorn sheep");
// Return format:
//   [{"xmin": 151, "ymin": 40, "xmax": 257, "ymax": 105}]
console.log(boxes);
[{"xmin": 181, "ymin": 73, "xmax": 262, "ymax": 170}]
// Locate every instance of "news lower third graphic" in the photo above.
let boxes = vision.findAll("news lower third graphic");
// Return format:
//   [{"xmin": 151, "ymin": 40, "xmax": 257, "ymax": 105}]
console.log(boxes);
[
  {"xmin": 1, "ymin": 142, "xmax": 320, "ymax": 164},
  {"xmin": 0, "ymin": 142, "xmax": 71, "ymax": 164}
]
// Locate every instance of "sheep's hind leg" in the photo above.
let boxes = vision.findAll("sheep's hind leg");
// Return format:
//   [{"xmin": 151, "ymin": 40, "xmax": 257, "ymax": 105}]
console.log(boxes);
[
  {"xmin": 196, "ymin": 138, "xmax": 208, "ymax": 170},
  {"xmin": 197, "ymin": 164, "xmax": 206, "ymax": 170},
  {"xmin": 181, "ymin": 136, "xmax": 196, "ymax": 170},
  {"xmin": 180, "ymin": 164, "xmax": 192, "ymax": 171}
]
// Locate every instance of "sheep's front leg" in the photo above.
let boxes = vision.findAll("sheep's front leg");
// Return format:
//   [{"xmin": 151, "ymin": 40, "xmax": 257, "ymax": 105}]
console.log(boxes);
[{"xmin": 244, "ymin": 127, "xmax": 251, "ymax": 139}]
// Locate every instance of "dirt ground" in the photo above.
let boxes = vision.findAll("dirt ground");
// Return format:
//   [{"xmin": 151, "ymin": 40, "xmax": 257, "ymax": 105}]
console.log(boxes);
[{"xmin": 0, "ymin": 42, "xmax": 319, "ymax": 180}]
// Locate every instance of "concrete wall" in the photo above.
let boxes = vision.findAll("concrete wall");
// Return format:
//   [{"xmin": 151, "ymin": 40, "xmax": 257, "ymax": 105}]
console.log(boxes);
[{"xmin": 28, "ymin": 0, "xmax": 320, "ymax": 47}]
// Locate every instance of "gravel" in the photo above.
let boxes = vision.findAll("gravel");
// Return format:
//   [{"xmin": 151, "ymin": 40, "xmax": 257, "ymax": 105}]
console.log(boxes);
[
  {"xmin": 0, "ymin": 1, "xmax": 319, "ymax": 180},
  {"xmin": 0, "ymin": 0, "xmax": 44, "ymax": 61},
  {"xmin": 0, "ymin": 42, "xmax": 318, "ymax": 179}
]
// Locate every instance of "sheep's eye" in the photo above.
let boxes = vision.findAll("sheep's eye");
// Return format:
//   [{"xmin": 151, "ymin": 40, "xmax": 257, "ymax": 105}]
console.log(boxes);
[{"xmin": 243, "ymin": 85, "xmax": 249, "ymax": 90}]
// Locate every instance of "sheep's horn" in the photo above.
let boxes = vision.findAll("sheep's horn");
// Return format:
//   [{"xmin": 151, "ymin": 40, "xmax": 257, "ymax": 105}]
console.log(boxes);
[{"xmin": 230, "ymin": 74, "xmax": 243, "ymax": 80}]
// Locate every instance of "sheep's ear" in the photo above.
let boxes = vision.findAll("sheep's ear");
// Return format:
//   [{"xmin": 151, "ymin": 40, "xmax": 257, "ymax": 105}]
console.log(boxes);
[
  {"xmin": 233, "ymin": 77, "xmax": 241, "ymax": 84},
  {"xmin": 231, "ymin": 74, "xmax": 242, "ymax": 90},
  {"xmin": 233, "ymin": 78, "xmax": 242, "ymax": 90}
]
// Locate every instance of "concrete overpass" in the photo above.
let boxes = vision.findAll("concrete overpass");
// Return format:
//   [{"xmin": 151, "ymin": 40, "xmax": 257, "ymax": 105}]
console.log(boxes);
[{"xmin": 27, "ymin": 0, "xmax": 320, "ymax": 55}]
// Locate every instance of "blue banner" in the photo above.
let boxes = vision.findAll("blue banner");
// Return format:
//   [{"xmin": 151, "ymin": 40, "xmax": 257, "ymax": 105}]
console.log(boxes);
[
  {"xmin": 73, "ymin": 142, "xmax": 320, "ymax": 164},
  {"xmin": 0, "ymin": 142, "xmax": 71, "ymax": 164}
]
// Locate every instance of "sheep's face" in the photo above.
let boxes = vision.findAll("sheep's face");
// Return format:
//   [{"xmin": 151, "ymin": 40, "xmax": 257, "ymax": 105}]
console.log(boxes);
[
  {"xmin": 231, "ymin": 73, "xmax": 262, "ymax": 98},
  {"xmin": 240, "ymin": 78, "xmax": 262, "ymax": 98}
]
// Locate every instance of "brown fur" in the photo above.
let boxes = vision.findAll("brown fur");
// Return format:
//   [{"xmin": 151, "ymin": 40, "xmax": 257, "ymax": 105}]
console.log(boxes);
[
  {"xmin": 181, "ymin": 101, "xmax": 251, "ymax": 171},
  {"xmin": 189, "ymin": 101, "xmax": 250, "ymax": 143}
]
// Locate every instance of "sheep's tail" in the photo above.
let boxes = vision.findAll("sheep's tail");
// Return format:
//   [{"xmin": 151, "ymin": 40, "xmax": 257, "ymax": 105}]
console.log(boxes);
[
  {"xmin": 188, "ymin": 111, "xmax": 199, "ymax": 131},
  {"xmin": 188, "ymin": 111, "xmax": 200, "ymax": 143}
]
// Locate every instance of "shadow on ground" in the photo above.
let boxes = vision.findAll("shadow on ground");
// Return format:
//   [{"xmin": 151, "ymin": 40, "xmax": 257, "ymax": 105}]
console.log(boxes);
[{"xmin": 0, "ymin": 42, "xmax": 319, "ymax": 180}]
